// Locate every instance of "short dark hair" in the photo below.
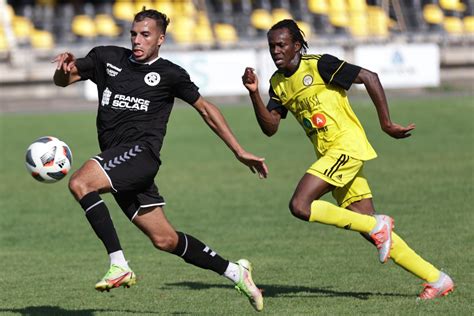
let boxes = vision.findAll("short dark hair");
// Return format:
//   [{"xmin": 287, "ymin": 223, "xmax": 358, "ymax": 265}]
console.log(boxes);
[
  {"xmin": 268, "ymin": 19, "xmax": 308, "ymax": 54},
  {"xmin": 134, "ymin": 9, "xmax": 170, "ymax": 34}
]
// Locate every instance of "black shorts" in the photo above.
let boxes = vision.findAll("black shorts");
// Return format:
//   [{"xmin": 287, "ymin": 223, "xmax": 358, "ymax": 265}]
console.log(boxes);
[{"xmin": 91, "ymin": 143, "xmax": 165, "ymax": 221}]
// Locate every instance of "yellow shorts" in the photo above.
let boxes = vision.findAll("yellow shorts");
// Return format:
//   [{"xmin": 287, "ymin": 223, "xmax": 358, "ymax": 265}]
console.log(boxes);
[{"xmin": 306, "ymin": 152, "xmax": 373, "ymax": 208}]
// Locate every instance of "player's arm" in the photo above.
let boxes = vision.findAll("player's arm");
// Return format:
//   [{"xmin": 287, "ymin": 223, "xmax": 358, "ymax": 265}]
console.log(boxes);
[
  {"xmin": 192, "ymin": 96, "xmax": 268, "ymax": 178},
  {"xmin": 242, "ymin": 67, "xmax": 281, "ymax": 137},
  {"xmin": 354, "ymin": 68, "xmax": 415, "ymax": 139},
  {"xmin": 52, "ymin": 52, "xmax": 82, "ymax": 87}
]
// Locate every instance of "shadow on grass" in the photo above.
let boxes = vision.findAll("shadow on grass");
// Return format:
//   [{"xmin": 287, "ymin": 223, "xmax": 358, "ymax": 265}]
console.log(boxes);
[
  {"xmin": 165, "ymin": 282, "xmax": 412, "ymax": 300},
  {"xmin": 0, "ymin": 306, "xmax": 179, "ymax": 315}
]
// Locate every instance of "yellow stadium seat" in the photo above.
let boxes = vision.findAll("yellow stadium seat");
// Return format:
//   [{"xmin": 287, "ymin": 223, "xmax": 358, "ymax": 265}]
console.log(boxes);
[
  {"xmin": 113, "ymin": 0, "xmax": 135, "ymax": 22},
  {"xmin": 214, "ymin": 23, "xmax": 238, "ymax": 45},
  {"xmin": 423, "ymin": 4, "xmax": 444, "ymax": 25},
  {"xmin": 349, "ymin": 16, "xmax": 369, "ymax": 37},
  {"xmin": 36, "ymin": 0, "xmax": 56, "ymax": 5},
  {"xmin": 194, "ymin": 12, "xmax": 214, "ymax": 46},
  {"xmin": 169, "ymin": 17, "xmax": 196, "ymax": 44},
  {"xmin": 135, "ymin": 1, "xmax": 154, "ymax": 12},
  {"xmin": 95, "ymin": 14, "xmax": 121, "ymax": 37},
  {"xmin": 329, "ymin": 0, "xmax": 349, "ymax": 28},
  {"xmin": 154, "ymin": 0, "xmax": 174, "ymax": 19},
  {"xmin": 464, "ymin": 16, "xmax": 474, "ymax": 33},
  {"xmin": 348, "ymin": 0, "xmax": 367, "ymax": 11},
  {"xmin": 31, "ymin": 29, "xmax": 54, "ymax": 49},
  {"xmin": 71, "ymin": 15, "xmax": 97, "ymax": 38},
  {"xmin": 12, "ymin": 16, "xmax": 33, "ymax": 42},
  {"xmin": 308, "ymin": 0, "xmax": 328, "ymax": 15},
  {"xmin": 194, "ymin": 25, "xmax": 214, "ymax": 46},
  {"xmin": 348, "ymin": 0, "xmax": 368, "ymax": 37},
  {"xmin": 296, "ymin": 20, "xmax": 312, "ymax": 39},
  {"xmin": 444, "ymin": 16, "xmax": 463, "ymax": 34},
  {"xmin": 439, "ymin": 0, "xmax": 465, "ymax": 11},
  {"xmin": 272, "ymin": 8, "xmax": 293, "ymax": 24},
  {"xmin": 174, "ymin": 0, "xmax": 196, "ymax": 17},
  {"xmin": 368, "ymin": 6, "xmax": 389, "ymax": 37},
  {"xmin": 251, "ymin": 9, "xmax": 273, "ymax": 31},
  {"xmin": 0, "ymin": 28, "xmax": 9, "ymax": 51}
]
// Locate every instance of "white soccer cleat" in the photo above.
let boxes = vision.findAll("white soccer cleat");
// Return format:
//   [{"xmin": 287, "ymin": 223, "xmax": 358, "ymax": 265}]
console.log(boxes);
[
  {"xmin": 369, "ymin": 214, "xmax": 394, "ymax": 263},
  {"xmin": 418, "ymin": 272, "xmax": 454, "ymax": 300}
]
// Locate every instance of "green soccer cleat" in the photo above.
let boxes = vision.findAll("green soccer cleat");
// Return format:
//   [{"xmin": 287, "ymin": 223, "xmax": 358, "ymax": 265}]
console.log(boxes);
[
  {"xmin": 234, "ymin": 259, "xmax": 264, "ymax": 312},
  {"xmin": 95, "ymin": 264, "xmax": 136, "ymax": 292}
]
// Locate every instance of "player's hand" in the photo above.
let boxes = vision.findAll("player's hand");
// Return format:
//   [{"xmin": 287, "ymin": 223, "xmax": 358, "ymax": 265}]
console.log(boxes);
[
  {"xmin": 242, "ymin": 67, "xmax": 259, "ymax": 93},
  {"xmin": 52, "ymin": 52, "xmax": 76, "ymax": 73},
  {"xmin": 383, "ymin": 122, "xmax": 416, "ymax": 139},
  {"xmin": 236, "ymin": 151, "xmax": 268, "ymax": 179}
]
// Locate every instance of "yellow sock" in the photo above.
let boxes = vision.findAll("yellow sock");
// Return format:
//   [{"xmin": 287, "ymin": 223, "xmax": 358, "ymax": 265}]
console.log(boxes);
[
  {"xmin": 309, "ymin": 200, "xmax": 376, "ymax": 233},
  {"xmin": 391, "ymin": 232, "xmax": 440, "ymax": 282}
]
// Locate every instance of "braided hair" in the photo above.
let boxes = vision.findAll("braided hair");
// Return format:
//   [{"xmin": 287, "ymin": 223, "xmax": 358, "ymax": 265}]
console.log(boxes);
[{"xmin": 268, "ymin": 19, "xmax": 308, "ymax": 54}]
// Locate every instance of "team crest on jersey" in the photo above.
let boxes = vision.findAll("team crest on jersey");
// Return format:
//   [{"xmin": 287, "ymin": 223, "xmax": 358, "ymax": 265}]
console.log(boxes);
[
  {"xmin": 303, "ymin": 75, "xmax": 313, "ymax": 86},
  {"xmin": 144, "ymin": 72, "xmax": 160, "ymax": 86}
]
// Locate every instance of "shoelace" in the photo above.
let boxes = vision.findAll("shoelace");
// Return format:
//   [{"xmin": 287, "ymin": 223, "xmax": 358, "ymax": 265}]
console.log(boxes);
[
  {"xmin": 371, "ymin": 227, "xmax": 388, "ymax": 248},
  {"xmin": 419, "ymin": 284, "xmax": 438, "ymax": 299}
]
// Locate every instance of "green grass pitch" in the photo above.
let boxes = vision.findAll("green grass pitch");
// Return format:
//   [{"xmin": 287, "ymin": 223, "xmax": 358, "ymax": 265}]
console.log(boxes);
[{"xmin": 0, "ymin": 94, "xmax": 472, "ymax": 315}]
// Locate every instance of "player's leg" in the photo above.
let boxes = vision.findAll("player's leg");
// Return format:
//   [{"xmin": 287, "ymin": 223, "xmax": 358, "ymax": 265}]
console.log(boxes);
[
  {"xmin": 68, "ymin": 159, "xmax": 131, "ymax": 285},
  {"xmin": 78, "ymin": 144, "xmax": 159, "ymax": 291},
  {"xmin": 291, "ymin": 154, "xmax": 392, "ymax": 243},
  {"xmin": 341, "ymin": 179, "xmax": 454, "ymax": 298},
  {"xmin": 132, "ymin": 206, "xmax": 263, "ymax": 311},
  {"xmin": 290, "ymin": 172, "xmax": 393, "ymax": 262}
]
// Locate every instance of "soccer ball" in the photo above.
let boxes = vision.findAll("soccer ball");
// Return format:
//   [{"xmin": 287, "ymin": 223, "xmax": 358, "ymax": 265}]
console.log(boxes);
[{"xmin": 25, "ymin": 136, "xmax": 73, "ymax": 183}]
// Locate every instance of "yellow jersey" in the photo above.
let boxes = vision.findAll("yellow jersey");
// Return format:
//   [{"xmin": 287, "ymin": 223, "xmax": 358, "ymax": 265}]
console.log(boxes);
[{"xmin": 268, "ymin": 54, "xmax": 377, "ymax": 161}]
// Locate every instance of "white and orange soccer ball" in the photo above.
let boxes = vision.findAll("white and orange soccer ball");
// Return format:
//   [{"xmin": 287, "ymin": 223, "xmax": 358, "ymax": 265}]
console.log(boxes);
[{"xmin": 25, "ymin": 136, "xmax": 73, "ymax": 183}]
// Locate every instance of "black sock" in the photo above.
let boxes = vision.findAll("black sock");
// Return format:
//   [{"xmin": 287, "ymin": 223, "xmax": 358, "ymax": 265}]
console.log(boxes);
[
  {"xmin": 79, "ymin": 192, "xmax": 122, "ymax": 254},
  {"xmin": 172, "ymin": 231, "xmax": 229, "ymax": 275}
]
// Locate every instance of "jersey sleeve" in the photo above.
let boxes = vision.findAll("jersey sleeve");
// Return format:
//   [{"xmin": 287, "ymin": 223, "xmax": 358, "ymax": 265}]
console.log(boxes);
[
  {"xmin": 172, "ymin": 65, "xmax": 201, "ymax": 105},
  {"xmin": 317, "ymin": 54, "xmax": 361, "ymax": 90},
  {"xmin": 75, "ymin": 47, "xmax": 102, "ymax": 83},
  {"xmin": 267, "ymin": 85, "xmax": 288, "ymax": 119}
]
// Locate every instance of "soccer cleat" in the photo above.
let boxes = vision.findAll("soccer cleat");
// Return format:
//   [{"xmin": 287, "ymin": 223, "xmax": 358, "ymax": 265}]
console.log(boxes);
[
  {"xmin": 369, "ymin": 214, "xmax": 394, "ymax": 263},
  {"xmin": 95, "ymin": 264, "xmax": 136, "ymax": 292},
  {"xmin": 418, "ymin": 272, "xmax": 454, "ymax": 300},
  {"xmin": 234, "ymin": 259, "xmax": 264, "ymax": 312}
]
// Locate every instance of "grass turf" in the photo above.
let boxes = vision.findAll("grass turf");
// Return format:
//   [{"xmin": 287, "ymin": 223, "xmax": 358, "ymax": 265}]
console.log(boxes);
[{"xmin": 0, "ymin": 94, "xmax": 472, "ymax": 315}]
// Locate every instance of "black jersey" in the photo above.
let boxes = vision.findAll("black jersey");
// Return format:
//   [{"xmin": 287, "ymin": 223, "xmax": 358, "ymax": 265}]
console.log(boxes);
[{"xmin": 75, "ymin": 46, "xmax": 201, "ymax": 158}]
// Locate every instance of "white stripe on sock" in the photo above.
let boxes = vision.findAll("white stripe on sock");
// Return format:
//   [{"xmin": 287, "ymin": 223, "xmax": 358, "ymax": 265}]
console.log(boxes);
[{"xmin": 85, "ymin": 200, "xmax": 104, "ymax": 213}]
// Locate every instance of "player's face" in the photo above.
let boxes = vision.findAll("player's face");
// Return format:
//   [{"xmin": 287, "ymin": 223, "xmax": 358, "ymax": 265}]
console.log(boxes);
[
  {"xmin": 130, "ymin": 18, "xmax": 165, "ymax": 62},
  {"xmin": 267, "ymin": 28, "xmax": 301, "ymax": 73}
]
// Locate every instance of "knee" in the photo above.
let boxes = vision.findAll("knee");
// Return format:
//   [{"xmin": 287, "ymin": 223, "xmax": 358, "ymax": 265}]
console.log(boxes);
[
  {"xmin": 68, "ymin": 173, "xmax": 89, "ymax": 200},
  {"xmin": 289, "ymin": 198, "xmax": 310, "ymax": 221},
  {"xmin": 150, "ymin": 233, "xmax": 177, "ymax": 252}
]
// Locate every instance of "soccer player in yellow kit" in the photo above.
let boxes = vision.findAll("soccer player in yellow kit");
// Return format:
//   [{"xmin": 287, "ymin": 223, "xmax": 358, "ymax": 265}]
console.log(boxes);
[{"xmin": 242, "ymin": 19, "xmax": 454, "ymax": 299}]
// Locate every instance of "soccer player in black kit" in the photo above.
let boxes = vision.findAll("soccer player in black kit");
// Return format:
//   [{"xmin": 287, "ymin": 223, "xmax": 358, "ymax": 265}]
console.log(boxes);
[{"xmin": 53, "ymin": 9, "xmax": 265, "ymax": 312}]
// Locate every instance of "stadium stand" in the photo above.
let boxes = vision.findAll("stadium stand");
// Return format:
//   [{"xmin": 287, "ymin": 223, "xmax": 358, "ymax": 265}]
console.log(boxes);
[{"xmin": 0, "ymin": 0, "xmax": 472, "ymax": 57}]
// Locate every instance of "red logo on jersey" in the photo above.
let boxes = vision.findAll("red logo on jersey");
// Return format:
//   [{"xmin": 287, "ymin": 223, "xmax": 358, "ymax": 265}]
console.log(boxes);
[{"xmin": 311, "ymin": 113, "xmax": 326, "ymax": 128}]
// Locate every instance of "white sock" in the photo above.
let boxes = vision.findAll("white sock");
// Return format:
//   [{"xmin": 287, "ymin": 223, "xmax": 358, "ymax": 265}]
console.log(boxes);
[
  {"xmin": 109, "ymin": 250, "xmax": 129, "ymax": 269},
  {"xmin": 223, "ymin": 262, "xmax": 241, "ymax": 283}
]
